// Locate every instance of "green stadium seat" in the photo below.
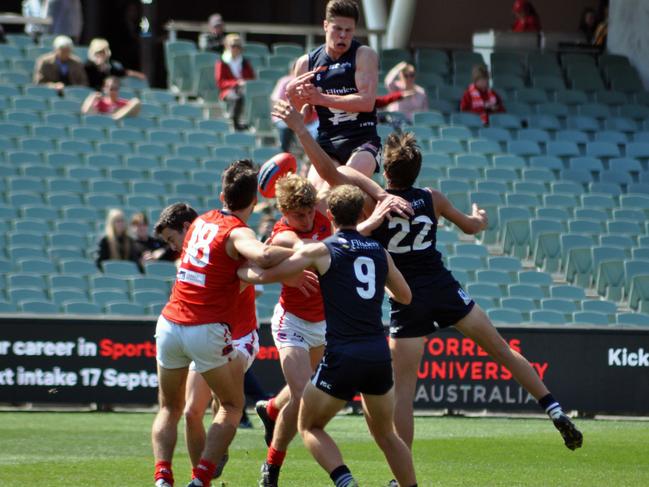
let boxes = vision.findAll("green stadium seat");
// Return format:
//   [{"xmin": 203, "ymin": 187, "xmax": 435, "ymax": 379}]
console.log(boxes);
[
  {"xmin": 131, "ymin": 278, "xmax": 170, "ymax": 294},
  {"xmin": 19, "ymin": 259, "xmax": 56, "ymax": 274},
  {"xmin": 596, "ymin": 255, "xmax": 625, "ymax": 302},
  {"xmin": 91, "ymin": 275, "xmax": 129, "ymax": 292},
  {"xmin": 529, "ymin": 155, "xmax": 562, "ymax": 171},
  {"xmin": 573, "ymin": 311, "xmax": 609, "ymax": 325},
  {"xmin": 133, "ymin": 290, "xmax": 168, "ymax": 306},
  {"xmin": 530, "ymin": 310, "xmax": 565, "ymax": 325},
  {"xmin": 566, "ymin": 115, "xmax": 599, "ymax": 132},
  {"xmin": 0, "ymin": 302, "xmax": 18, "ymax": 312},
  {"xmin": 50, "ymin": 274, "xmax": 86, "ymax": 291},
  {"xmin": 493, "ymin": 155, "xmax": 525, "ymax": 171},
  {"xmin": 478, "ymin": 127, "xmax": 511, "ymax": 143},
  {"xmin": 507, "ymin": 140, "xmax": 541, "ymax": 157},
  {"xmin": 105, "ymin": 302, "xmax": 146, "ymax": 315},
  {"xmin": 488, "ymin": 308, "xmax": 524, "ymax": 324},
  {"xmin": 517, "ymin": 128, "xmax": 550, "ymax": 143},
  {"xmin": 616, "ymin": 312, "xmax": 649, "ymax": 326},
  {"xmin": 149, "ymin": 130, "xmax": 181, "ymax": 146},
  {"xmin": 550, "ymin": 285, "xmax": 586, "ymax": 301},
  {"xmin": 144, "ymin": 261, "xmax": 177, "ymax": 279},
  {"xmin": 51, "ymin": 289, "xmax": 88, "ymax": 306},
  {"xmin": 21, "ymin": 301, "xmax": 59, "ymax": 314},
  {"xmin": 500, "ymin": 297, "xmax": 536, "ymax": 318},
  {"xmin": 101, "ymin": 260, "xmax": 141, "ymax": 277},
  {"xmin": 9, "ymin": 288, "xmax": 48, "ymax": 304},
  {"xmin": 63, "ymin": 302, "xmax": 101, "ymax": 314},
  {"xmin": 60, "ymin": 258, "xmax": 98, "ymax": 276},
  {"xmin": 92, "ymin": 290, "xmax": 129, "ymax": 307}
]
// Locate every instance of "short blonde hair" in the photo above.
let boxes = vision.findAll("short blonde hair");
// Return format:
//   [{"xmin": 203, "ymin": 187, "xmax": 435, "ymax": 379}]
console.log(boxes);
[
  {"xmin": 275, "ymin": 174, "xmax": 317, "ymax": 212},
  {"xmin": 88, "ymin": 38, "xmax": 111, "ymax": 59},
  {"xmin": 400, "ymin": 63, "xmax": 416, "ymax": 75},
  {"xmin": 225, "ymin": 33, "xmax": 243, "ymax": 49},
  {"xmin": 326, "ymin": 185, "xmax": 365, "ymax": 226}
]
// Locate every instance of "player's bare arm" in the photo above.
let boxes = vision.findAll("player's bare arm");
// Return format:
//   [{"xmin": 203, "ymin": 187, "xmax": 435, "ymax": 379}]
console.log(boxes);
[
  {"xmin": 429, "ymin": 188, "xmax": 488, "ymax": 235},
  {"xmin": 300, "ymin": 46, "xmax": 378, "ymax": 113},
  {"xmin": 384, "ymin": 250, "xmax": 412, "ymax": 305},
  {"xmin": 285, "ymin": 54, "xmax": 310, "ymax": 111},
  {"xmin": 272, "ymin": 100, "xmax": 411, "ymax": 218},
  {"xmin": 238, "ymin": 242, "xmax": 331, "ymax": 285},
  {"xmin": 228, "ymin": 226, "xmax": 294, "ymax": 268}
]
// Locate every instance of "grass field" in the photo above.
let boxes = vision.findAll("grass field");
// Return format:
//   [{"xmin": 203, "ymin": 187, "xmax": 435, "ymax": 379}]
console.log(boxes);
[{"xmin": 1, "ymin": 412, "xmax": 648, "ymax": 486}]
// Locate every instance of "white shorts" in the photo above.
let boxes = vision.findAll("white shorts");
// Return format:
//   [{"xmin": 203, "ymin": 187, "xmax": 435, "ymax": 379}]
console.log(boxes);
[
  {"xmin": 271, "ymin": 302, "xmax": 326, "ymax": 350},
  {"xmin": 155, "ymin": 315, "xmax": 235, "ymax": 373},
  {"xmin": 188, "ymin": 329, "xmax": 259, "ymax": 373}
]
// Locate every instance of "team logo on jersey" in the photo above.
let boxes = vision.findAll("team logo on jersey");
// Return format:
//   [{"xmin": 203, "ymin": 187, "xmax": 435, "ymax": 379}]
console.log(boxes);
[
  {"xmin": 319, "ymin": 380, "xmax": 332, "ymax": 390},
  {"xmin": 177, "ymin": 268, "xmax": 206, "ymax": 287},
  {"xmin": 457, "ymin": 288, "xmax": 472, "ymax": 305},
  {"xmin": 337, "ymin": 237, "xmax": 350, "ymax": 249}
]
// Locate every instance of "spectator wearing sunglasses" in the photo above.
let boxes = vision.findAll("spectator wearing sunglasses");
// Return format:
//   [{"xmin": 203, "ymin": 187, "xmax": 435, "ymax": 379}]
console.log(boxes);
[{"xmin": 383, "ymin": 61, "xmax": 428, "ymax": 123}]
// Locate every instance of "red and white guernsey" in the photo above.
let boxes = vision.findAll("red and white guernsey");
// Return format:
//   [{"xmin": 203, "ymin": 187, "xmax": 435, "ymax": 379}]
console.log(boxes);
[
  {"xmin": 268, "ymin": 210, "xmax": 332, "ymax": 322},
  {"xmin": 235, "ymin": 284, "xmax": 257, "ymax": 339},
  {"xmin": 163, "ymin": 210, "xmax": 251, "ymax": 331}
]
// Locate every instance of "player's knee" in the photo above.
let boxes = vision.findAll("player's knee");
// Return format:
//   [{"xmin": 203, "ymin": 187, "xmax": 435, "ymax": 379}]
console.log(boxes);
[{"xmin": 183, "ymin": 403, "xmax": 205, "ymax": 425}]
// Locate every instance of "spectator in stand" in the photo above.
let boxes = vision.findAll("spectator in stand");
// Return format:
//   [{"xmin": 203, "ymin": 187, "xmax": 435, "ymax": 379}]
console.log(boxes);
[
  {"xmin": 95, "ymin": 209, "xmax": 142, "ymax": 271},
  {"xmin": 85, "ymin": 38, "xmax": 147, "ymax": 91},
  {"xmin": 45, "ymin": 0, "xmax": 83, "ymax": 43},
  {"xmin": 199, "ymin": 13, "xmax": 226, "ymax": 54},
  {"xmin": 81, "ymin": 76, "xmax": 141, "ymax": 121},
  {"xmin": 22, "ymin": 0, "xmax": 47, "ymax": 40},
  {"xmin": 593, "ymin": 4, "xmax": 608, "ymax": 48},
  {"xmin": 215, "ymin": 33, "xmax": 256, "ymax": 131},
  {"xmin": 271, "ymin": 62, "xmax": 319, "ymax": 152},
  {"xmin": 460, "ymin": 64, "xmax": 505, "ymax": 125},
  {"xmin": 130, "ymin": 212, "xmax": 177, "ymax": 264},
  {"xmin": 512, "ymin": 0, "xmax": 541, "ymax": 33},
  {"xmin": 383, "ymin": 61, "xmax": 428, "ymax": 122},
  {"xmin": 33, "ymin": 35, "xmax": 88, "ymax": 94},
  {"xmin": 579, "ymin": 7, "xmax": 598, "ymax": 44}
]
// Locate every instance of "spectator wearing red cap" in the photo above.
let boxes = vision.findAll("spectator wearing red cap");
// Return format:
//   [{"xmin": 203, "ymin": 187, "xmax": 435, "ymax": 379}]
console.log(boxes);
[
  {"xmin": 460, "ymin": 65, "xmax": 505, "ymax": 125},
  {"xmin": 512, "ymin": 0, "xmax": 541, "ymax": 32}
]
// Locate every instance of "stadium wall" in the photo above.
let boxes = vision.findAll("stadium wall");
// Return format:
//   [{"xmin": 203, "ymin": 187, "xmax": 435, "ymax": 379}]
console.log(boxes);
[
  {"xmin": 608, "ymin": 0, "xmax": 649, "ymax": 90},
  {"xmin": 2, "ymin": 316, "xmax": 648, "ymax": 415}
]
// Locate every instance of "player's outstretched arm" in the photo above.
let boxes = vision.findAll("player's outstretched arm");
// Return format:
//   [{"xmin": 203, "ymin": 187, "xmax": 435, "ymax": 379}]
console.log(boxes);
[
  {"xmin": 238, "ymin": 242, "xmax": 330, "ymax": 284},
  {"xmin": 430, "ymin": 189, "xmax": 488, "ymax": 235},
  {"xmin": 272, "ymin": 100, "xmax": 411, "ymax": 218},
  {"xmin": 384, "ymin": 250, "xmax": 411, "ymax": 305},
  {"xmin": 229, "ymin": 227, "xmax": 294, "ymax": 268}
]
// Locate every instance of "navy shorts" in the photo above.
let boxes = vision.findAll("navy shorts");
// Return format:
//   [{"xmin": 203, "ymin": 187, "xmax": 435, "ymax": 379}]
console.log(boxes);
[
  {"xmin": 319, "ymin": 136, "xmax": 382, "ymax": 173},
  {"xmin": 312, "ymin": 349, "xmax": 393, "ymax": 401},
  {"xmin": 389, "ymin": 275, "xmax": 475, "ymax": 339}
]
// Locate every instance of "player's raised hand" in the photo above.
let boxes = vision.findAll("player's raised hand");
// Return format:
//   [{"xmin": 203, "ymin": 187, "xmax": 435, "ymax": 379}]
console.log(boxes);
[
  {"xmin": 471, "ymin": 203, "xmax": 488, "ymax": 231},
  {"xmin": 357, "ymin": 198, "xmax": 396, "ymax": 235},
  {"xmin": 285, "ymin": 69, "xmax": 317, "ymax": 103},
  {"xmin": 282, "ymin": 269, "xmax": 319, "ymax": 297},
  {"xmin": 272, "ymin": 100, "xmax": 305, "ymax": 133},
  {"xmin": 380, "ymin": 194, "xmax": 414, "ymax": 219}
]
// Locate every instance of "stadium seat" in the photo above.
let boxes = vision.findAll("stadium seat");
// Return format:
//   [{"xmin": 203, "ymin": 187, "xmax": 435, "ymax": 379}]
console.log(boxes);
[
  {"xmin": 101, "ymin": 260, "xmax": 141, "ymax": 277},
  {"xmin": 63, "ymin": 302, "xmax": 102, "ymax": 314},
  {"xmin": 21, "ymin": 301, "xmax": 59, "ymax": 314},
  {"xmin": 488, "ymin": 308, "xmax": 524, "ymax": 324},
  {"xmin": 573, "ymin": 311, "xmax": 609, "ymax": 326},
  {"xmin": 144, "ymin": 261, "xmax": 177, "ymax": 279},
  {"xmin": 105, "ymin": 302, "xmax": 146, "ymax": 315},
  {"xmin": 530, "ymin": 310, "xmax": 565, "ymax": 325},
  {"xmin": 616, "ymin": 312, "xmax": 649, "ymax": 326}
]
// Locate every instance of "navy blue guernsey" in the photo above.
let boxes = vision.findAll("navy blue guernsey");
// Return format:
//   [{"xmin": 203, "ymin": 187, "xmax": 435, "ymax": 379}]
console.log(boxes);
[
  {"xmin": 371, "ymin": 187, "xmax": 450, "ymax": 283},
  {"xmin": 319, "ymin": 229, "xmax": 389, "ymax": 361},
  {"xmin": 308, "ymin": 40, "xmax": 378, "ymax": 144}
]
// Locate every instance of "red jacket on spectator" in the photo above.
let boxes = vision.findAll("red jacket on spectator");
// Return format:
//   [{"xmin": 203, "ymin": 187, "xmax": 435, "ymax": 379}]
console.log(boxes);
[
  {"xmin": 214, "ymin": 58, "xmax": 255, "ymax": 100},
  {"xmin": 460, "ymin": 83, "xmax": 505, "ymax": 125},
  {"xmin": 512, "ymin": 0, "xmax": 541, "ymax": 32}
]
